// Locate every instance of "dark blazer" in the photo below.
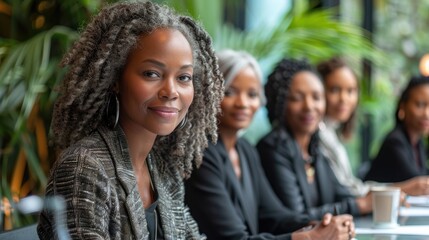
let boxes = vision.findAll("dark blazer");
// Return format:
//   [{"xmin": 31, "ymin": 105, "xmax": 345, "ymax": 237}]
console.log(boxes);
[
  {"xmin": 38, "ymin": 125, "xmax": 202, "ymax": 240},
  {"xmin": 185, "ymin": 138, "xmax": 310, "ymax": 240},
  {"xmin": 365, "ymin": 124, "xmax": 428, "ymax": 182},
  {"xmin": 256, "ymin": 127, "xmax": 360, "ymax": 220}
]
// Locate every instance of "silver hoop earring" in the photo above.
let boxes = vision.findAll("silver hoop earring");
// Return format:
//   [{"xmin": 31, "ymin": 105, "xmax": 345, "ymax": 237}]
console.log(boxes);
[
  {"xmin": 106, "ymin": 93, "xmax": 119, "ymax": 129},
  {"xmin": 176, "ymin": 115, "xmax": 187, "ymax": 130}
]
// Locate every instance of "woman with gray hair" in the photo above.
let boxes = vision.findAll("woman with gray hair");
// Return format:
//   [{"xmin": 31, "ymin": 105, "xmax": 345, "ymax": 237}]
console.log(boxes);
[
  {"xmin": 185, "ymin": 50, "xmax": 355, "ymax": 240},
  {"xmin": 37, "ymin": 1, "xmax": 223, "ymax": 239}
]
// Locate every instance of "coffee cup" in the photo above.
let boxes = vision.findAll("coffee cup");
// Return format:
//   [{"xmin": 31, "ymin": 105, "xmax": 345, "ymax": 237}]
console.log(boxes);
[{"xmin": 371, "ymin": 186, "xmax": 400, "ymax": 229}]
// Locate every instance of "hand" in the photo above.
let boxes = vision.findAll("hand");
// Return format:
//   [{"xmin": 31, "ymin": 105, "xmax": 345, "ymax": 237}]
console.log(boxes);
[
  {"xmin": 400, "ymin": 191, "xmax": 411, "ymax": 207},
  {"xmin": 356, "ymin": 192, "xmax": 372, "ymax": 215},
  {"xmin": 394, "ymin": 176, "xmax": 429, "ymax": 196},
  {"xmin": 292, "ymin": 213, "xmax": 355, "ymax": 240}
]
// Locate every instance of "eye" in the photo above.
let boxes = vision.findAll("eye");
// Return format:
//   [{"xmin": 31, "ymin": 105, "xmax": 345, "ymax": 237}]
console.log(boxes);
[
  {"xmin": 313, "ymin": 93, "xmax": 323, "ymax": 101},
  {"xmin": 178, "ymin": 74, "xmax": 193, "ymax": 82},
  {"xmin": 329, "ymin": 86, "xmax": 340, "ymax": 93},
  {"xmin": 288, "ymin": 94, "xmax": 302, "ymax": 102},
  {"xmin": 224, "ymin": 88, "xmax": 236, "ymax": 97},
  {"xmin": 248, "ymin": 91, "xmax": 259, "ymax": 99},
  {"xmin": 143, "ymin": 70, "xmax": 160, "ymax": 79},
  {"xmin": 416, "ymin": 101, "xmax": 426, "ymax": 108},
  {"xmin": 348, "ymin": 88, "xmax": 357, "ymax": 95}
]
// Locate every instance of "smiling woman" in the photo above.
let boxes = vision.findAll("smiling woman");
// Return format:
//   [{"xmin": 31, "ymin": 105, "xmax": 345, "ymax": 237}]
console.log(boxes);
[
  {"xmin": 117, "ymin": 29, "xmax": 194, "ymax": 138},
  {"xmin": 36, "ymin": 1, "xmax": 223, "ymax": 240},
  {"xmin": 257, "ymin": 58, "xmax": 373, "ymax": 221},
  {"xmin": 185, "ymin": 50, "xmax": 356, "ymax": 240}
]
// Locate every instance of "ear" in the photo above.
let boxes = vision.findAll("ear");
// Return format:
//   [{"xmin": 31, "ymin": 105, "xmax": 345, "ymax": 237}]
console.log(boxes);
[{"xmin": 398, "ymin": 104, "xmax": 405, "ymax": 120}]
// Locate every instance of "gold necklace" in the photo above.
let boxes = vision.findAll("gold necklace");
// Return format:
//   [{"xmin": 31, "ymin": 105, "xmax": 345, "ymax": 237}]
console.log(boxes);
[{"xmin": 304, "ymin": 157, "xmax": 315, "ymax": 182}]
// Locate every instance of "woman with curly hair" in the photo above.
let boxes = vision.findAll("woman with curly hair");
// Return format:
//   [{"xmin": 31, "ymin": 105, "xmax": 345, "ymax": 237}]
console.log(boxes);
[
  {"xmin": 317, "ymin": 57, "xmax": 429, "ymax": 197},
  {"xmin": 256, "ymin": 58, "xmax": 373, "ymax": 221},
  {"xmin": 37, "ymin": 1, "xmax": 223, "ymax": 239},
  {"xmin": 186, "ymin": 50, "xmax": 355, "ymax": 240}
]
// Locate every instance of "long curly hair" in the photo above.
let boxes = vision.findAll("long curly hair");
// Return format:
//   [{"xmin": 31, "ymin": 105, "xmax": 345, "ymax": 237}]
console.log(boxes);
[
  {"xmin": 317, "ymin": 56, "xmax": 358, "ymax": 140},
  {"xmin": 265, "ymin": 58, "xmax": 314, "ymax": 127},
  {"xmin": 51, "ymin": 1, "xmax": 224, "ymax": 178}
]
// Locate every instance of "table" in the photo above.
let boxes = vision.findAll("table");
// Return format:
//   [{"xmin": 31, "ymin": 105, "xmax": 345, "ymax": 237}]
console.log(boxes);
[{"xmin": 355, "ymin": 214, "xmax": 429, "ymax": 240}]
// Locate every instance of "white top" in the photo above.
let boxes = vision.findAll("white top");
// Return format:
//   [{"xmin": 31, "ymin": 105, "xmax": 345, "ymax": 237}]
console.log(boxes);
[{"xmin": 319, "ymin": 118, "xmax": 374, "ymax": 196}]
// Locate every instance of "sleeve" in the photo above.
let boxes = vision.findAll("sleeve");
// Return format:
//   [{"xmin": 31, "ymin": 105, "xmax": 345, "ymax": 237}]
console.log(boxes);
[
  {"xmin": 257, "ymin": 138, "xmax": 359, "ymax": 220},
  {"xmin": 185, "ymin": 145, "xmax": 292, "ymax": 240},
  {"xmin": 38, "ymin": 148, "xmax": 113, "ymax": 240},
  {"xmin": 366, "ymin": 133, "xmax": 418, "ymax": 182},
  {"xmin": 257, "ymin": 139, "xmax": 308, "ymax": 215},
  {"xmin": 307, "ymin": 157, "xmax": 360, "ymax": 219},
  {"xmin": 248, "ymin": 146, "xmax": 310, "ymax": 234}
]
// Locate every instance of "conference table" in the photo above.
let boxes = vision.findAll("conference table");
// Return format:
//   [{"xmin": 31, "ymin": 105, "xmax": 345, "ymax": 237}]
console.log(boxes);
[{"xmin": 355, "ymin": 202, "xmax": 429, "ymax": 240}]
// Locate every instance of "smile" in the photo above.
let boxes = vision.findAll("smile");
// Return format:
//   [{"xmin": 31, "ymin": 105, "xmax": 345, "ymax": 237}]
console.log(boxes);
[{"xmin": 149, "ymin": 106, "xmax": 180, "ymax": 119}]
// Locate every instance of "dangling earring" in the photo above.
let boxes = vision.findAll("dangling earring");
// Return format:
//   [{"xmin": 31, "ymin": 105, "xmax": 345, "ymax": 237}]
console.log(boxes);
[
  {"xmin": 106, "ymin": 92, "xmax": 119, "ymax": 129},
  {"xmin": 176, "ymin": 115, "xmax": 187, "ymax": 130},
  {"xmin": 398, "ymin": 109, "xmax": 405, "ymax": 121}
]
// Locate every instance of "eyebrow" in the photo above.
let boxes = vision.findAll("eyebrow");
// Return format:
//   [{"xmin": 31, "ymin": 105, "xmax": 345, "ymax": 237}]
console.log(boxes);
[{"xmin": 143, "ymin": 59, "xmax": 193, "ymax": 70}]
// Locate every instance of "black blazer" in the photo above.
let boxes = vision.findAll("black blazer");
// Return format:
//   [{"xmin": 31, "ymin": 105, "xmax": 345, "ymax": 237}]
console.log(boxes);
[
  {"xmin": 365, "ymin": 124, "xmax": 428, "ymax": 182},
  {"xmin": 185, "ymin": 138, "xmax": 309, "ymax": 240},
  {"xmin": 256, "ymin": 127, "xmax": 360, "ymax": 220}
]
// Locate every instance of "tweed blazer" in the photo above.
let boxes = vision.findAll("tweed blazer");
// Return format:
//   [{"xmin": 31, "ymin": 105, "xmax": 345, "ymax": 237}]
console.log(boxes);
[{"xmin": 37, "ymin": 125, "xmax": 203, "ymax": 240}]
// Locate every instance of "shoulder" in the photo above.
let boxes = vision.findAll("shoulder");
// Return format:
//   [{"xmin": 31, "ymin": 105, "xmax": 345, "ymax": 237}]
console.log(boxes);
[
  {"xmin": 52, "ymin": 131, "xmax": 111, "ymax": 179},
  {"xmin": 257, "ymin": 127, "xmax": 289, "ymax": 148},
  {"xmin": 382, "ymin": 125, "xmax": 408, "ymax": 146}
]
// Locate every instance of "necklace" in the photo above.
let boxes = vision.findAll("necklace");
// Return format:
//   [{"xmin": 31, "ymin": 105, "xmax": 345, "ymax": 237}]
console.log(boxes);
[{"xmin": 304, "ymin": 157, "xmax": 315, "ymax": 182}]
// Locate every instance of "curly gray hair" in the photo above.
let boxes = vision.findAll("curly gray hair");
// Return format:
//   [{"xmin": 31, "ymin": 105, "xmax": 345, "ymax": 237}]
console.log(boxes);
[{"xmin": 51, "ymin": 1, "xmax": 224, "ymax": 178}]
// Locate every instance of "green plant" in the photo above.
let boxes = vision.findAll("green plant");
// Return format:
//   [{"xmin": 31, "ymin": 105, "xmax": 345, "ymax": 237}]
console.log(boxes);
[
  {"xmin": 0, "ymin": 0, "xmax": 105, "ymax": 230},
  {"xmin": 0, "ymin": 0, "xmax": 384, "ymax": 230}
]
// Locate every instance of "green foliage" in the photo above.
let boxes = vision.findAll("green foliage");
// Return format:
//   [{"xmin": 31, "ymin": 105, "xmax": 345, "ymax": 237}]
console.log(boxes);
[{"xmin": 0, "ymin": 0, "xmax": 385, "ymax": 230}]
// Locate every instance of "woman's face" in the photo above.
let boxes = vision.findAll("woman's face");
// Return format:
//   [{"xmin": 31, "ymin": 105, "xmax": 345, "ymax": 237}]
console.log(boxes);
[
  {"xmin": 324, "ymin": 67, "xmax": 358, "ymax": 123},
  {"xmin": 218, "ymin": 66, "xmax": 261, "ymax": 132},
  {"xmin": 285, "ymin": 71, "xmax": 325, "ymax": 136},
  {"xmin": 117, "ymin": 28, "xmax": 194, "ymax": 136},
  {"xmin": 401, "ymin": 85, "xmax": 429, "ymax": 136}
]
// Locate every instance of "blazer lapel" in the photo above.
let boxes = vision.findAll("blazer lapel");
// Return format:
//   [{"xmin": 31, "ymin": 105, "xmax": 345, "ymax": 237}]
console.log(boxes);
[
  {"xmin": 99, "ymin": 126, "xmax": 149, "ymax": 240},
  {"xmin": 148, "ymin": 154, "xmax": 183, "ymax": 240},
  {"xmin": 314, "ymin": 155, "xmax": 331, "ymax": 204},
  {"xmin": 217, "ymin": 140, "xmax": 258, "ymax": 235},
  {"xmin": 291, "ymin": 141, "xmax": 313, "ymax": 210}
]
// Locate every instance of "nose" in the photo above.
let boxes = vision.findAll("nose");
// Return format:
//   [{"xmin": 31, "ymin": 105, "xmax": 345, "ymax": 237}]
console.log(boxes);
[
  {"xmin": 340, "ymin": 90, "xmax": 347, "ymax": 102},
  {"xmin": 234, "ymin": 93, "xmax": 248, "ymax": 108},
  {"xmin": 425, "ymin": 106, "xmax": 429, "ymax": 118},
  {"xmin": 303, "ymin": 96, "xmax": 313, "ymax": 110},
  {"xmin": 158, "ymin": 78, "xmax": 179, "ymax": 100}
]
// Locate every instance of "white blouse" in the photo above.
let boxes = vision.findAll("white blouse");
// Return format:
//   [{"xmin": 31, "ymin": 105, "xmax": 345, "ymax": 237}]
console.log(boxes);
[{"xmin": 318, "ymin": 118, "xmax": 375, "ymax": 197}]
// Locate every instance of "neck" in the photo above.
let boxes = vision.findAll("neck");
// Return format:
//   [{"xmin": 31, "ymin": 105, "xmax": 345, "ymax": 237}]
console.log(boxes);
[
  {"xmin": 404, "ymin": 126, "xmax": 421, "ymax": 146},
  {"xmin": 120, "ymin": 122, "xmax": 157, "ymax": 172},
  {"xmin": 218, "ymin": 126, "xmax": 239, "ymax": 151},
  {"xmin": 294, "ymin": 133, "xmax": 311, "ymax": 159}
]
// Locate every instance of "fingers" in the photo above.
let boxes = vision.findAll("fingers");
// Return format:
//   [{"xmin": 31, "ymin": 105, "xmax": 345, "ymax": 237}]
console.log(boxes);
[
  {"xmin": 333, "ymin": 214, "xmax": 354, "ymax": 223},
  {"xmin": 344, "ymin": 220, "xmax": 356, "ymax": 239},
  {"xmin": 322, "ymin": 213, "xmax": 333, "ymax": 225}
]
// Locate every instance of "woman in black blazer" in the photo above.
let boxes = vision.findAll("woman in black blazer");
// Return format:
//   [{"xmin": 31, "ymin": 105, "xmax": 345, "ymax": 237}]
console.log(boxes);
[
  {"xmin": 257, "ymin": 58, "xmax": 373, "ymax": 221},
  {"xmin": 186, "ymin": 50, "xmax": 355, "ymax": 240},
  {"xmin": 365, "ymin": 75, "xmax": 429, "ymax": 182}
]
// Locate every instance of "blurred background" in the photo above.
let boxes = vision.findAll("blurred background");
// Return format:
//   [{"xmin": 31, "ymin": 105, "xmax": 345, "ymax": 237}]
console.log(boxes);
[{"xmin": 1, "ymin": 0, "xmax": 428, "ymax": 231}]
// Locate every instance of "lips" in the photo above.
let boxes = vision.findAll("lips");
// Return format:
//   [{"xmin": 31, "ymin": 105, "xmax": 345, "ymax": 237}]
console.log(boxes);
[
  {"xmin": 149, "ymin": 106, "xmax": 180, "ymax": 119},
  {"xmin": 299, "ymin": 115, "xmax": 317, "ymax": 125},
  {"xmin": 230, "ymin": 111, "xmax": 250, "ymax": 121}
]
